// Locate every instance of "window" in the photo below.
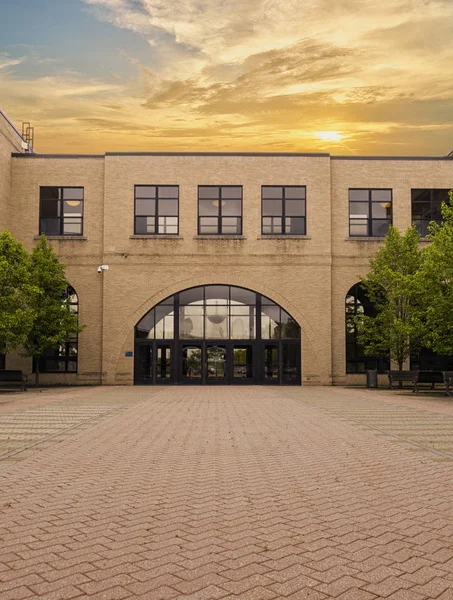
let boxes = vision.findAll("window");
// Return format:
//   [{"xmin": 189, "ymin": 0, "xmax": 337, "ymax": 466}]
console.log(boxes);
[
  {"xmin": 136, "ymin": 285, "xmax": 300, "ymax": 341},
  {"xmin": 40, "ymin": 187, "xmax": 84, "ymax": 236},
  {"xmin": 262, "ymin": 186, "xmax": 306, "ymax": 235},
  {"xmin": 0, "ymin": 353, "xmax": 5, "ymax": 369},
  {"xmin": 134, "ymin": 186, "xmax": 179, "ymax": 235},
  {"xmin": 198, "ymin": 186, "xmax": 242, "ymax": 235},
  {"xmin": 345, "ymin": 283, "xmax": 389, "ymax": 373},
  {"xmin": 38, "ymin": 287, "xmax": 79, "ymax": 373},
  {"xmin": 411, "ymin": 189, "xmax": 451, "ymax": 237},
  {"xmin": 349, "ymin": 189, "xmax": 392, "ymax": 237}
]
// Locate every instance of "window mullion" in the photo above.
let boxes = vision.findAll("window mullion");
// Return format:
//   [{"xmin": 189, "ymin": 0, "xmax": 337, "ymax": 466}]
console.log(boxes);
[
  {"xmin": 155, "ymin": 193, "xmax": 159, "ymax": 234},
  {"xmin": 218, "ymin": 187, "xmax": 222, "ymax": 233},
  {"xmin": 282, "ymin": 189, "xmax": 286, "ymax": 234},
  {"xmin": 60, "ymin": 196, "xmax": 64, "ymax": 235}
]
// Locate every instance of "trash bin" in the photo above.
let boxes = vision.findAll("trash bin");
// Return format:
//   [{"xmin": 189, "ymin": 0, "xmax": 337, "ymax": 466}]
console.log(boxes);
[{"xmin": 366, "ymin": 369, "xmax": 378, "ymax": 388}]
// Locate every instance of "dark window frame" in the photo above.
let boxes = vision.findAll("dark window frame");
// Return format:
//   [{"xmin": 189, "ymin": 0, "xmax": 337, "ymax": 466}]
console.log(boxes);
[
  {"xmin": 36, "ymin": 286, "xmax": 79, "ymax": 374},
  {"xmin": 261, "ymin": 185, "xmax": 307, "ymax": 235},
  {"xmin": 134, "ymin": 185, "xmax": 179, "ymax": 235},
  {"xmin": 197, "ymin": 185, "xmax": 243, "ymax": 235},
  {"xmin": 39, "ymin": 186, "xmax": 84, "ymax": 236},
  {"xmin": 411, "ymin": 188, "xmax": 451, "ymax": 237},
  {"xmin": 348, "ymin": 188, "xmax": 392, "ymax": 237}
]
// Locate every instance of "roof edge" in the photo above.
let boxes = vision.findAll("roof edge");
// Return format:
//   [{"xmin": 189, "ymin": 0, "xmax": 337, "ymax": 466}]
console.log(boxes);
[
  {"xmin": 331, "ymin": 155, "xmax": 453, "ymax": 161},
  {"xmin": 105, "ymin": 151, "xmax": 331, "ymax": 157},
  {"xmin": 12, "ymin": 153, "xmax": 105, "ymax": 159},
  {"xmin": 0, "ymin": 109, "xmax": 29, "ymax": 150}
]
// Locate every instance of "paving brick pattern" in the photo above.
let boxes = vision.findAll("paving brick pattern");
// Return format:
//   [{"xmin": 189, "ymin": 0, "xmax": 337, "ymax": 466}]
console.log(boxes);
[
  {"xmin": 286, "ymin": 387, "xmax": 453, "ymax": 460},
  {"xmin": 1, "ymin": 386, "xmax": 453, "ymax": 599},
  {"xmin": 0, "ymin": 388, "xmax": 151, "ymax": 465}
]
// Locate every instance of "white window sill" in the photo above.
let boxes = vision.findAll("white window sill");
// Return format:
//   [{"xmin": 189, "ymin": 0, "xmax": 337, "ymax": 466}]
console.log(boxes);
[
  {"xmin": 129, "ymin": 234, "xmax": 183, "ymax": 239},
  {"xmin": 193, "ymin": 235, "xmax": 246, "ymax": 240},
  {"xmin": 345, "ymin": 236, "xmax": 386, "ymax": 241},
  {"xmin": 34, "ymin": 235, "xmax": 87, "ymax": 241},
  {"xmin": 257, "ymin": 235, "xmax": 312, "ymax": 240}
]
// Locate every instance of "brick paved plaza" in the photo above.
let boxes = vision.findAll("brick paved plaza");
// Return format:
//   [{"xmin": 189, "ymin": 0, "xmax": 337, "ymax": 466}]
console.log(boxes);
[{"xmin": 1, "ymin": 386, "xmax": 453, "ymax": 600}]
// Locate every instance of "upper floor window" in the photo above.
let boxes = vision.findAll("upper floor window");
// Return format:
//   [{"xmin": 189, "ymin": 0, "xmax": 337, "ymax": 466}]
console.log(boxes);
[
  {"xmin": 40, "ymin": 187, "xmax": 84, "ymax": 236},
  {"xmin": 262, "ymin": 186, "xmax": 306, "ymax": 235},
  {"xmin": 198, "ymin": 186, "xmax": 242, "ymax": 235},
  {"xmin": 412, "ymin": 189, "xmax": 451, "ymax": 237},
  {"xmin": 349, "ymin": 189, "xmax": 392, "ymax": 237},
  {"xmin": 135, "ymin": 186, "xmax": 179, "ymax": 235}
]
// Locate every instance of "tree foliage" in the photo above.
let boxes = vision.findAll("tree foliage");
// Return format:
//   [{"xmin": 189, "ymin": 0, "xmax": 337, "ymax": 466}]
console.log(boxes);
[
  {"xmin": 23, "ymin": 236, "xmax": 81, "ymax": 382},
  {"xmin": 419, "ymin": 191, "xmax": 453, "ymax": 355},
  {"xmin": 0, "ymin": 232, "xmax": 82, "ymax": 383},
  {"xmin": 355, "ymin": 226, "xmax": 424, "ymax": 370},
  {"xmin": 0, "ymin": 230, "xmax": 35, "ymax": 355}
]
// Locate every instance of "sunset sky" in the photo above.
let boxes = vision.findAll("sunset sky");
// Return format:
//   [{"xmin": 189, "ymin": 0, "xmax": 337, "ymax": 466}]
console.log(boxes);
[{"xmin": 1, "ymin": 0, "xmax": 453, "ymax": 154}]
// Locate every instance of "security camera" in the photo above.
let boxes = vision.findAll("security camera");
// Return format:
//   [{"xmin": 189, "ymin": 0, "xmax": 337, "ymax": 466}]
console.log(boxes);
[{"xmin": 97, "ymin": 266, "xmax": 102, "ymax": 273}]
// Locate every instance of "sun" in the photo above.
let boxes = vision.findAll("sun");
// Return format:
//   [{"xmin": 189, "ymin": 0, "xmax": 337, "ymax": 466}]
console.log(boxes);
[{"xmin": 316, "ymin": 131, "xmax": 343, "ymax": 142}]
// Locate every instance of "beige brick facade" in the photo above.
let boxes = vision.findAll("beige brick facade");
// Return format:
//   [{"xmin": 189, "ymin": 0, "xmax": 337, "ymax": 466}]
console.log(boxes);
[{"xmin": 1, "ymin": 114, "xmax": 453, "ymax": 386}]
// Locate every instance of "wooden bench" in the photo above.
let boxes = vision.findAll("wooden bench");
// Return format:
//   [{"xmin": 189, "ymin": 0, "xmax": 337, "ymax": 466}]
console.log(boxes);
[
  {"xmin": 0, "ymin": 370, "xmax": 27, "ymax": 391},
  {"xmin": 388, "ymin": 370, "xmax": 417, "ymax": 389},
  {"xmin": 414, "ymin": 370, "xmax": 453, "ymax": 396}
]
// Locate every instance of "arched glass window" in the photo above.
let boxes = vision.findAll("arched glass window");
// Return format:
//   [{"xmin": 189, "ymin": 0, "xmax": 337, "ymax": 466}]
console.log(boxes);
[
  {"xmin": 39, "ymin": 286, "xmax": 79, "ymax": 373},
  {"xmin": 346, "ymin": 283, "xmax": 389, "ymax": 373},
  {"xmin": 136, "ymin": 285, "xmax": 300, "ymax": 341},
  {"xmin": 135, "ymin": 285, "xmax": 300, "ymax": 385}
]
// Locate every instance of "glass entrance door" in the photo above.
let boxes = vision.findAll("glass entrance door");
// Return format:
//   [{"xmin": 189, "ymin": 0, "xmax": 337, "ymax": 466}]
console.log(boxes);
[
  {"xmin": 282, "ymin": 343, "xmax": 300, "ymax": 384},
  {"xmin": 156, "ymin": 344, "xmax": 172, "ymax": 383},
  {"xmin": 135, "ymin": 344, "xmax": 153, "ymax": 384},
  {"xmin": 206, "ymin": 345, "xmax": 227, "ymax": 382},
  {"xmin": 135, "ymin": 342, "xmax": 173, "ymax": 384},
  {"xmin": 181, "ymin": 345, "xmax": 203, "ymax": 383},
  {"xmin": 263, "ymin": 344, "xmax": 279, "ymax": 383},
  {"xmin": 232, "ymin": 345, "xmax": 253, "ymax": 384}
]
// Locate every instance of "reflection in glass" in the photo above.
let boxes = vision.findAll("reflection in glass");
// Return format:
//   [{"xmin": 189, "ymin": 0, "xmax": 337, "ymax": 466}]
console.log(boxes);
[
  {"xmin": 206, "ymin": 305, "xmax": 229, "ymax": 339},
  {"xmin": 207, "ymin": 346, "xmax": 226, "ymax": 378},
  {"xmin": 154, "ymin": 306, "xmax": 174, "ymax": 339},
  {"xmin": 261, "ymin": 305, "xmax": 280, "ymax": 339},
  {"xmin": 264, "ymin": 345, "xmax": 279, "ymax": 380},
  {"xmin": 138, "ymin": 345, "xmax": 153, "ymax": 379},
  {"xmin": 231, "ymin": 306, "xmax": 255, "ymax": 339},
  {"xmin": 182, "ymin": 347, "xmax": 202, "ymax": 378},
  {"xmin": 180, "ymin": 287, "xmax": 203, "ymax": 305},
  {"xmin": 156, "ymin": 346, "xmax": 171, "ymax": 379},
  {"xmin": 180, "ymin": 306, "xmax": 204, "ymax": 339},
  {"xmin": 282, "ymin": 344, "xmax": 298, "ymax": 381},
  {"xmin": 205, "ymin": 286, "xmax": 229, "ymax": 303},
  {"xmin": 230, "ymin": 287, "xmax": 255, "ymax": 305},
  {"xmin": 233, "ymin": 346, "xmax": 253, "ymax": 379},
  {"xmin": 280, "ymin": 312, "xmax": 299, "ymax": 339}
]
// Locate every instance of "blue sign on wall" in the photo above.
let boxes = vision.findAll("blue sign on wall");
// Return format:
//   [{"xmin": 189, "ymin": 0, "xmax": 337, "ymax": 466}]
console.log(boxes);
[{"xmin": 125, "ymin": 351, "xmax": 133, "ymax": 357}]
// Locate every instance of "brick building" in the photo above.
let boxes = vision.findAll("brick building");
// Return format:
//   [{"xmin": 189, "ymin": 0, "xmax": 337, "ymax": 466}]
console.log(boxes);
[{"xmin": 1, "ymin": 110, "xmax": 452, "ymax": 386}]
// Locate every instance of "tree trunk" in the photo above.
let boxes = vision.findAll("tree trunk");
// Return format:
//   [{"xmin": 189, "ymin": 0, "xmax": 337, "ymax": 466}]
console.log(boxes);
[{"xmin": 398, "ymin": 359, "xmax": 404, "ymax": 388}]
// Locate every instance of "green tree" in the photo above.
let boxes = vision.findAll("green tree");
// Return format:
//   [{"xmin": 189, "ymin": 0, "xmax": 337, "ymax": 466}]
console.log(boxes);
[
  {"xmin": 356, "ymin": 226, "xmax": 424, "ymax": 370},
  {"xmin": 0, "ymin": 230, "xmax": 35, "ymax": 356},
  {"xmin": 24, "ymin": 235, "xmax": 82, "ymax": 385},
  {"xmin": 419, "ymin": 191, "xmax": 453, "ymax": 355}
]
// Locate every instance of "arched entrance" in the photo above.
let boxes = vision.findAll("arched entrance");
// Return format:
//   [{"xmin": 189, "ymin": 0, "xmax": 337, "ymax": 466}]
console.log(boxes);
[{"xmin": 134, "ymin": 285, "xmax": 301, "ymax": 385}]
